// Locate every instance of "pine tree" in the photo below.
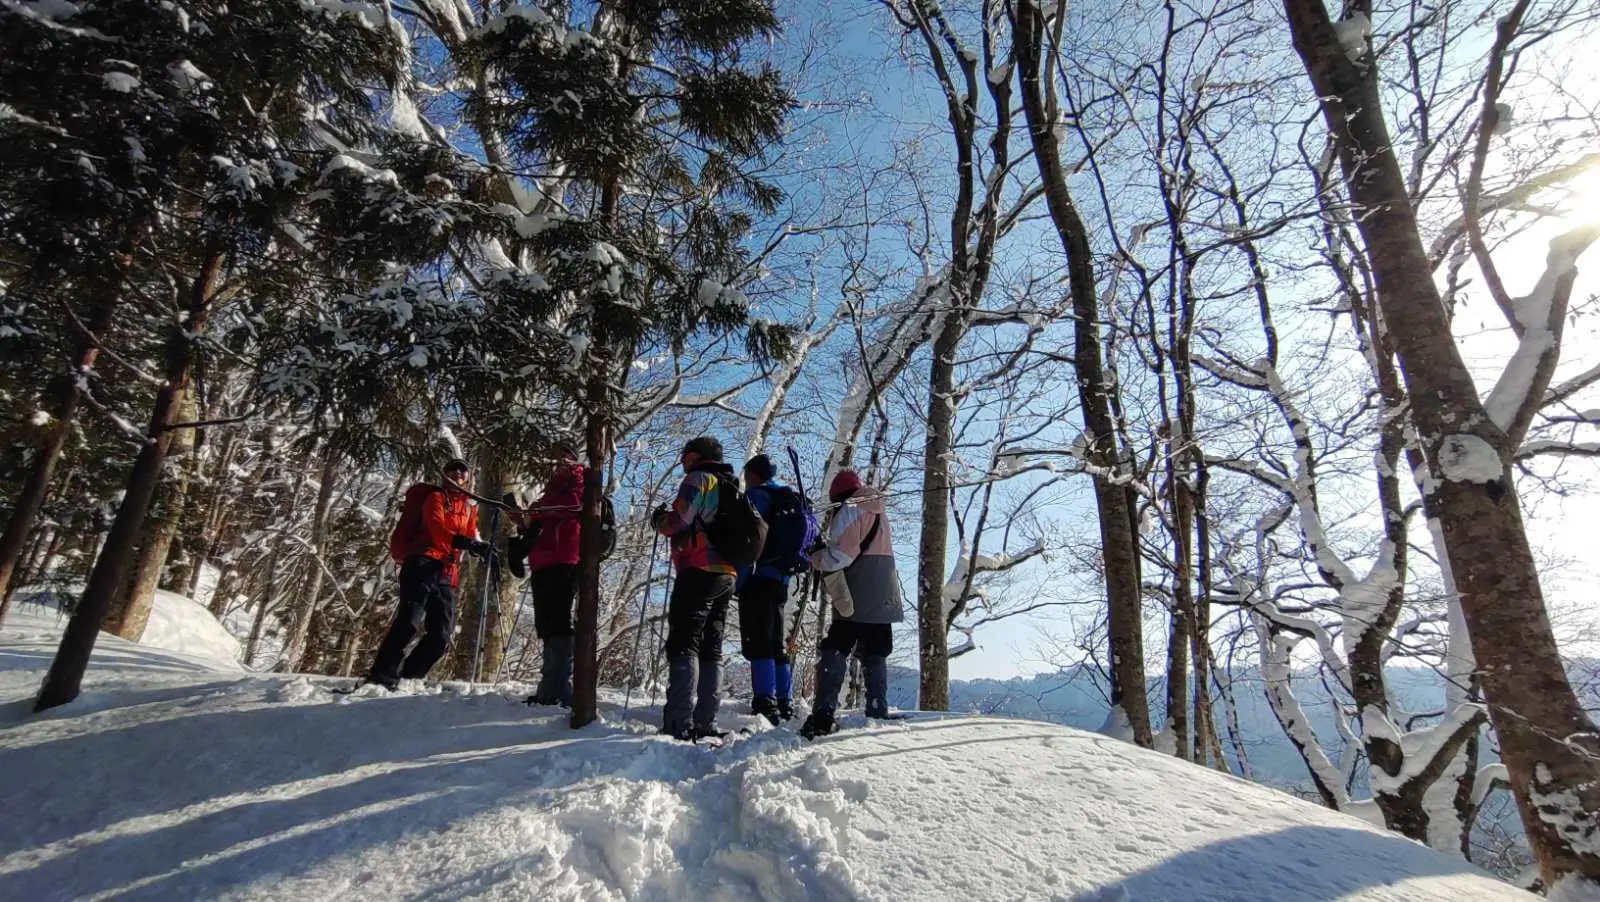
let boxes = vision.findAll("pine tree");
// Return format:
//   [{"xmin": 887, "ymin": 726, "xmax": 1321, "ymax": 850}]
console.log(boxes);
[
  {"xmin": 0, "ymin": 0, "xmax": 407, "ymax": 709},
  {"xmin": 467, "ymin": 0, "xmax": 794, "ymax": 726}
]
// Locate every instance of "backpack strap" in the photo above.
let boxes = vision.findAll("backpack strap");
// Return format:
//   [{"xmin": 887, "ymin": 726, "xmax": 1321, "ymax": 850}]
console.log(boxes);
[{"xmin": 853, "ymin": 515, "xmax": 883, "ymax": 564}]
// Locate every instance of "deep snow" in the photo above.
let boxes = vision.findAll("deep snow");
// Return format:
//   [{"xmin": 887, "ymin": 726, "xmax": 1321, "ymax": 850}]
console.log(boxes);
[{"xmin": 0, "ymin": 607, "xmax": 1530, "ymax": 901}]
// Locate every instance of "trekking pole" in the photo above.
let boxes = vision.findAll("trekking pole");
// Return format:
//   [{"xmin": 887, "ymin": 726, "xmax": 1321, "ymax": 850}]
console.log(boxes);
[
  {"xmin": 472, "ymin": 504, "xmax": 501, "ymax": 683},
  {"xmin": 623, "ymin": 529, "xmax": 662, "ymax": 717},
  {"xmin": 494, "ymin": 580, "xmax": 529, "ymax": 684}
]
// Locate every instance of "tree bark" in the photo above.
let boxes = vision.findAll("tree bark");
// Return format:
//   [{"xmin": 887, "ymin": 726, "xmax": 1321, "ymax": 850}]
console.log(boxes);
[
  {"xmin": 276, "ymin": 444, "xmax": 340, "ymax": 672},
  {"xmin": 103, "ymin": 385, "xmax": 198, "ymax": 640},
  {"xmin": 916, "ymin": 321, "xmax": 960, "ymax": 711},
  {"xmin": 571, "ymin": 378, "xmax": 610, "ymax": 727},
  {"xmin": 1014, "ymin": 0, "xmax": 1151, "ymax": 747},
  {"xmin": 1281, "ymin": 0, "xmax": 1600, "ymax": 882},
  {"xmin": 36, "ymin": 250, "xmax": 225, "ymax": 712},
  {"xmin": 0, "ymin": 291, "xmax": 120, "ymax": 624}
]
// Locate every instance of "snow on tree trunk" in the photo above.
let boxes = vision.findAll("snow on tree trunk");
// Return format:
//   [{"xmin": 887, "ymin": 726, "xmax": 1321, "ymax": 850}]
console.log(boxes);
[
  {"xmin": 1281, "ymin": 0, "xmax": 1600, "ymax": 884},
  {"xmin": 37, "ymin": 250, "xmax": 225, "ymax": 712}
]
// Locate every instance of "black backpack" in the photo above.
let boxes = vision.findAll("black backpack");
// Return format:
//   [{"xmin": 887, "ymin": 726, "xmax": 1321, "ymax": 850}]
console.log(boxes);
[
  {"xmin": 755, "ymin": 485, "xmax": 818, "ymax": 575},
  {"xmin": 701, "ymin": 471, "xmax": 767, "ymax": 568}
]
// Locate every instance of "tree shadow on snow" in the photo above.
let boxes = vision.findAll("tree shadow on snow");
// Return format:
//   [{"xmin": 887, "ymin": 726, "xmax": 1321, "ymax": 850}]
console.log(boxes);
[
  {"xmin": 1070, "ymin": 824, "xmax": 1499, "ymax": 902},
  {"xmin": 0, "ymin": 644, "xmax": 229, "ymax": 676},
  {"xmin": 0, "ymin": 690, "xmax": 703, "ymax": 872}
]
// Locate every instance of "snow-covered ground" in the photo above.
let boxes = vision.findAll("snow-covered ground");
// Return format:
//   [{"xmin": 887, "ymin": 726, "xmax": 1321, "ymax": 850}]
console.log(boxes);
[{"xmin": 0, "ymin": 608, "xmax": 1529, "ymax": 901}]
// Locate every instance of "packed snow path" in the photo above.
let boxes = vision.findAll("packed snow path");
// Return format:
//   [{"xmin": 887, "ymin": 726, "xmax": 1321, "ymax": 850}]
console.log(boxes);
[{"xmin": 0, "ymin": 609, "xmax": 1528, "ymax": 901}]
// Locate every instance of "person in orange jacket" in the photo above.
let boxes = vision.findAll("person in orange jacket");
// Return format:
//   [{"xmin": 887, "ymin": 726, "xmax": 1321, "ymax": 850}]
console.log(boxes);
[{"xmin": 367, "ymin": 458, "xmax": 488, "ymax": 689}]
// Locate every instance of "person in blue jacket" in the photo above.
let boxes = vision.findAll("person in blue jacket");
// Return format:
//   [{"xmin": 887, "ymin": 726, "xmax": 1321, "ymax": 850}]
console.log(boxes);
[{"xmin": 736, "ymin": 454, "xmax": 803, "ymax": 725}]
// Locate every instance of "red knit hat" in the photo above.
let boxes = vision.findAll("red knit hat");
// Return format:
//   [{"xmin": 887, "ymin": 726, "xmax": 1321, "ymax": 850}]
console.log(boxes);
[{"xmin": 829, "ymin": 469, "xmax": 862, "ymax": 503}]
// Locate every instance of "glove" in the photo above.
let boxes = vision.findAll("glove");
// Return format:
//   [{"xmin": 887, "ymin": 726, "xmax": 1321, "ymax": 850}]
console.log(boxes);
[
  {"xmin": 806, "ymin": 538, "xmax": 827, "ymax": 555},
  {"xmin": 652, "ymin": 503, "xmax": 669, "ymax": 526},
  {"xmin": 453, "ymin": 535, "xmax": 491, "ymax": 559}
]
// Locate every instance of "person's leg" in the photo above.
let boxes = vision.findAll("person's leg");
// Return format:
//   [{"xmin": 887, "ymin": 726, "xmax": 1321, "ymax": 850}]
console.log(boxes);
[
  {"xmin": 801, "ymin": 619, "xmax": 859, "ymax": 738},
  {"xmin": 530, "ymin": 565, "xmax": 576, "ymax": 704},
  {"xmin": 368, "ymin": 559, "xmax": 427, "ymax": 687},
  {"xmin": 860, "ymin": 623, "xmax": 893, "ymax": 718},
  {"xmin": 693, "ymin": 573, "xmax": 734, "ymax": 733},
  {"xmin": 742, "ymin": 576, "xmax": 784, "ymax": 722},
  {"xmin": 399, "ymin": 563, "xmax": 456, "ymax": 679},
  {"xmin": 661, "ymin": 569, "xmax": 714, "ymax": 737},
  {"xmin": 774, "ymin": 653, "xmax": 794, "ymax": 720}
]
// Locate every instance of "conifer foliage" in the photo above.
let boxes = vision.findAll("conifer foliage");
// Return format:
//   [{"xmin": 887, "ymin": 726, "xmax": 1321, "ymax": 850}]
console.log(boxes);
[
  {"xmin": 0, "ymin": 0, "xmax": 407, "ymax": 710},
  {"xmin": 466, "ymin": 0, "xmax": 795, "ymax": 726}
]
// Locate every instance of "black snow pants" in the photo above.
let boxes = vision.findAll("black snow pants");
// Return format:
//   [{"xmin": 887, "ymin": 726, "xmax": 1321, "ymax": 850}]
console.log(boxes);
[{"xmin": 369, "ymin": 555, "xmax": 457, "ymax": 684}]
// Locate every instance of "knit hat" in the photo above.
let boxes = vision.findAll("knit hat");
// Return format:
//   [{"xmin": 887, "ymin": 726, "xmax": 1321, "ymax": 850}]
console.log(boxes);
[
  {"xmin": 682, "ymin": 436, "xmax": 723, "ymax": 463},
  {"xmin": 444, "ymin": 457, "xmax": 470, "ymax": 475},
  {"xmin": 744, "ymin": 453, "xmax": 776, "ymax": 482},
  {"xmin": 828, "ymin": 469, "xmax": 862, "ymax": 503}
]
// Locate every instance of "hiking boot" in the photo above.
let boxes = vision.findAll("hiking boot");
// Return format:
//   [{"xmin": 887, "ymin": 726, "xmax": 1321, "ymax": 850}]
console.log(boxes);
[
  {"xmin": 776, "ymin": 697, "xmax": 795, "ymax": 721},
  {"xmin": 525, "ymin": 693, "xmax": 566, "ymax": 707},
  {"xmin": 800, "ymin": 712, "xmax": 837, "ymax": 740},
  {"xmin": 691, "ymin": 724, "xmax": 730, "ymax": 741},
  {"xmin": 661, "ymin": 725, "xmax": 696, "ymax": 742},
  {"xmin": 751, "ymin": 695, "xmax": 781, "ymax": 727}
]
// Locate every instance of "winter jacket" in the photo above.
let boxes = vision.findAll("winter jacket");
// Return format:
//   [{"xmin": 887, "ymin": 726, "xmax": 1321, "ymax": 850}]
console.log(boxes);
[
  {"xmin": 420, "ymin": 487, "xmax": 479, "ymax": 586},
  {"xmin": 811, "ymin": 488, "xmax": 901, "ymax": 624},
  {"xmin": 528, "ymin": 464, "xmax": 583, "ymax": 571},
  {"xmin": 653, "ymin": 461, "xmax": 737, "ymax": 576},
  {"xmin": 737, "ymin": 481, "xmax": 794, "ymax": 589}
]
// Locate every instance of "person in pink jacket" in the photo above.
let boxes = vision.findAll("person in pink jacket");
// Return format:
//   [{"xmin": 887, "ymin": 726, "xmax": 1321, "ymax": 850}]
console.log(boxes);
[
  {"xmin": 515, "ymin": 444, "xmax": 584, "ymax": 706},
  {"xmin": 801, "ymin": 469, "xmax": 904, "ymax": 739}
]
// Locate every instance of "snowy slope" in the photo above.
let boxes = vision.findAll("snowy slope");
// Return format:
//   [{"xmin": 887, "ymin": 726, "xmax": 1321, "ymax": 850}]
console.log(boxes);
[
  {"xmin": 0, "ymin": 612, "xmax": 1529, "ymax": 902},
  {"xmin": 137, "ymin": 590, "xmax": 244, "ymax": 670}
]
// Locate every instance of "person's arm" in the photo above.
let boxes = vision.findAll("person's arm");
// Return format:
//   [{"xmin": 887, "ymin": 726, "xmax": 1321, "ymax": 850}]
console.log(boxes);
[
  {"xmin": 655, "ymin": 473, "xmax": 708, "ymax": 536},
  {"xmin": 810, "ymin": 505, "xmax": 862, "ymax": 573}
]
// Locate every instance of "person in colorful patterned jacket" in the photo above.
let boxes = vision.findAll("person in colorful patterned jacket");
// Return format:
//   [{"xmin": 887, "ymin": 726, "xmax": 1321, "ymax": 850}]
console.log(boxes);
[
  {"xmin": 368, "ymin": 458, "xmax": 487, "ymax": 690},
  {"xmin": 800, "ymin": 469, "xmax": 903, "ymax": 739},
  {"xmin": 651, "ymin": 436, "xmax": 738, "ymax": 740},
  {"xmin": 515, "ymin": 444, "xmax": 584, "ymax": 707}
]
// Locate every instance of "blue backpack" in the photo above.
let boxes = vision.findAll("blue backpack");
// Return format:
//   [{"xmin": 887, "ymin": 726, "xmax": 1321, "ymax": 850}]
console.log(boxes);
[{"xmin": 754, "ymin": 484, "xmax": 819, "ymax": 575}]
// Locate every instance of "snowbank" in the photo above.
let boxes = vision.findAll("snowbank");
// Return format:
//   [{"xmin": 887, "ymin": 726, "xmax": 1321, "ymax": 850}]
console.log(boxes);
[
  {"xmin": 0, "ymin": 615, "xmax": 1529, "ymax": 901},
  {"xmin": 140, "ymin": 590, "xmax": 244, "ymax": 670}
]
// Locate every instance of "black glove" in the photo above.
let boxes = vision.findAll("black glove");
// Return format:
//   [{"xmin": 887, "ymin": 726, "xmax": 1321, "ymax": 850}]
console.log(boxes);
[
  {"xmin": 452, "ymin": 535, "xmax": 491, "ymax": 558},
  {"xmin": 652, "ymin": 503, "xmax": 669, "ymax": 526},
  {"xmin": 805, "ymin": 538, "xmax": 827, "ymax": 555}
]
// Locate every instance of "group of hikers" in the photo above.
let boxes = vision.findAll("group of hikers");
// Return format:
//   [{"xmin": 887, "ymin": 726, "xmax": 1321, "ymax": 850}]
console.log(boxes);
[{"xmin": 367, "ymin": 436, "xmax": 903, "ymax": 741}]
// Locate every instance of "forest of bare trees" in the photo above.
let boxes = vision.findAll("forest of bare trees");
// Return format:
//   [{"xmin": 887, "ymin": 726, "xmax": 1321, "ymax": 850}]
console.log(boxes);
[{"xmin": 4, "ymin": 0, "xmax": 1600, "ymax": 892}]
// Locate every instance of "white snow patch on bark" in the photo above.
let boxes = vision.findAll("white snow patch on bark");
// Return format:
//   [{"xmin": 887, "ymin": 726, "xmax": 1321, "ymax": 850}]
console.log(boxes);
[
  {"xmin": 1531, "ymin": 763, "xmax": 1600, "ymax": 856},
  {"xmin": 1333, "ymin": 13, "xmax": 1371, "ymax": 62},
  {"xmin": 1485, "ymin": 225, "xmax": 1600, "ymax": 430},
  {"xmin": 1437, "ymin": 434, "xmax": 1502, "ymax": 484}
]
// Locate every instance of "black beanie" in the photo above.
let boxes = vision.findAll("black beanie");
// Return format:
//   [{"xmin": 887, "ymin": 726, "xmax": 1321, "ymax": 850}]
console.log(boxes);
[
  {"xmin": 744, "ymin": 453, "xmax": 775, "ymax": 482},
  {"xmin": 682, "ymin": 436, "xmax": 723, "ymax": 462}
]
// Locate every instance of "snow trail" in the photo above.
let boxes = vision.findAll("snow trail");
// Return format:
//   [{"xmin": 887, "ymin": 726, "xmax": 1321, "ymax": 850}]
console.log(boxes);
[{"xmin": 0, "ymin": 608, "xmax": 1530, "ymax": 901}]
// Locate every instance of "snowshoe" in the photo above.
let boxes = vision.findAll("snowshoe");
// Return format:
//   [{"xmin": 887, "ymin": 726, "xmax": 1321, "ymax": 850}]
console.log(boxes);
[
  {"xmin": 525, "ymin": 693, "xmax": 568, "ymax": 707},
  {"xmin": 800, "ymin": 712, "xmax": 838, "ymax": 740},
  {"xmin": 867, "ymin": 711, "xmax": 912, "ymax": 721}
]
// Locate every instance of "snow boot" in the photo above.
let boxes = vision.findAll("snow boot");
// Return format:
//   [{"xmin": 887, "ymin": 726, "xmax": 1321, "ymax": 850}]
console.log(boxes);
[
  {"xmin": 862, "ymin": 654, "xmax": 891, "ymax": 719},
  {"xmin": 800, "ymin": 711, "xmax": 838, "ymax": 740},
  {"xmin": 751, "ymin": 694, "xmax": 781, "ymax": 727},
  {"xmin": 693, "ymin": 652, "xmax": 723, "ymax": 731},
  {"xmin": 776, "ymin": 696, "xmax": 795, "ymax": 721},
  {"xmin": 528, "ymin": 634, "xmax": 574, "ymax": 706},
  {"xmin": 661, "ymin": 655, "xmax": 698, "ymax": 739},
  {"xmin": 692, "ymin": 724, "xmax": 731, "ymax": 741}
]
